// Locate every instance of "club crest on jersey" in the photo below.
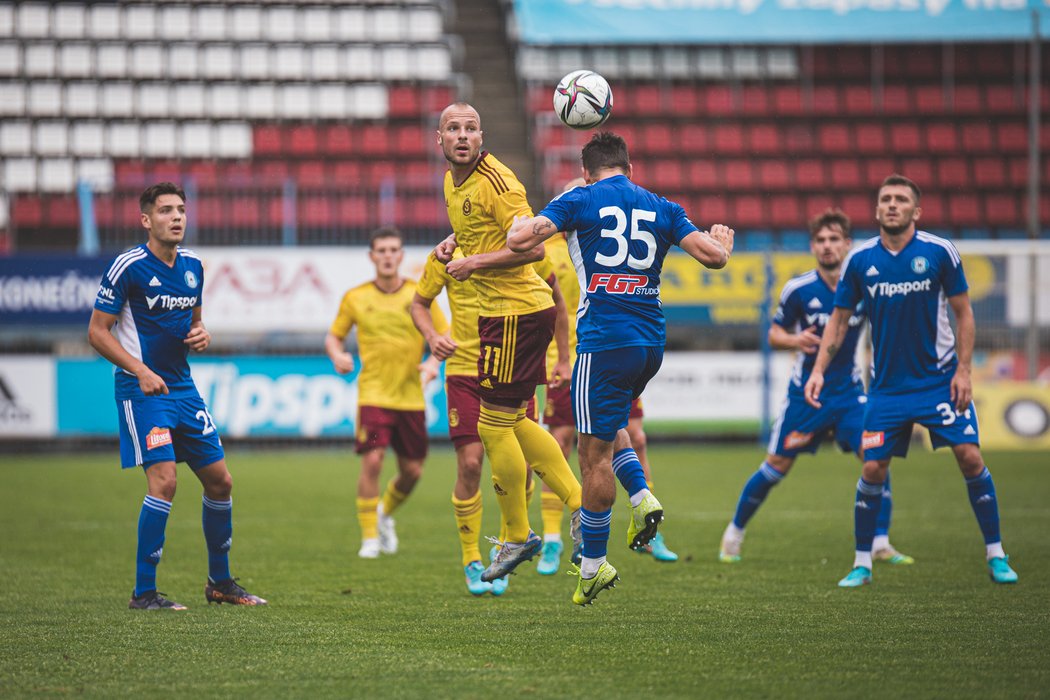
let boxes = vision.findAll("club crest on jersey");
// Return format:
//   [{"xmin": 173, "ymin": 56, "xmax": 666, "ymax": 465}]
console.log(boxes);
[
  {"xmin": 586, "ymin": 273, "xmax": 649, "ymax": 294},
  {"xmin": 462, "ymin": 197, "xmax": 472, "ymax": 216},
  {"xmin": 910, "ymin": 256, "xmax": 928, "ymax": 274},
  {"xmin": 861, "ymin": 431, "xmax": 885, "ymax": 450},
  {"xmin": 146, "ymin": 427, "xmax": 172, "ymax": 450},
  {"xmin": 184, "ymin": 270, "xmax": 198, "ymax": 288}
]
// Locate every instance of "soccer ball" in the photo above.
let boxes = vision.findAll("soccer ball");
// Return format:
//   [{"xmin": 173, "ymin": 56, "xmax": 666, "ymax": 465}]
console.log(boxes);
[{"xmin": 553, "ymin": 70, "xmax": 613, "ymax": 130}]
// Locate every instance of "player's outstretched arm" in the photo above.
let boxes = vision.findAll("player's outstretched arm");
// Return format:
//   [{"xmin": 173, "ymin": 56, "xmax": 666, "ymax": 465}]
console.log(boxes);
[
  {"xmin": 324, "ymin": 332, "xmax": 355, "ymax": 375},
  {"xmin": 948, "ymin": 292, "xmax": 976, "ymax": 412},
  {"xmin": 410, "ymin": 293, "xmax": 457, "ymax": 361},
  {"xmin": 507, "ymin": 215, "xmax": 559, "ymax": 252},
  {"xmin": 679, "ymin": 224, "xmax": 734, "ymax": 269},
  {"xmin": 548, "ymin": 275, "xmax": 571, "ymax": 389},
  {"xmin": 769, "ymin": 323, "xmax": 821, "ymax": 354},
  {"xmin": 804, "ymin": 307, "xmax": 851, "ymax": 408},
  {"xmin": 87, "ymin": 308, "xmax": 169, "ymax": 395},
  {"xmin": 184, "ymin": 306, "xmax": 211, "ymax": 353},
  {"xmin": 446, "ymin": 241, "xmax": 545, "ymax": 281}
]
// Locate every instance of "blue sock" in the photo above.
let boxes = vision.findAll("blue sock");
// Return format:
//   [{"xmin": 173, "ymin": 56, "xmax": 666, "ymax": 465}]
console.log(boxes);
[
  {"xmin": 579, "ymin": 507, "xmax": 612, "ymax": 559},
  {"xmin": 875, "ymin": 472, "xmax": 892, "ymax": 537},
  {"xmin": 135, "ymin": 495, "xmax": 171, "ymax": 596},
  {"xmin": 854, "ymin": 478, "xmax": 883, "ymax": 553},
  {"xmin": 612, "ymin": 448, "xmax": 648, "ymax": 498},
  {"xmin": 202, "ymin": 495, "xmax": 233, "ymax": 583},
  {"xmin": 731, "ymin": 462, "xmax": 784, "ymax": 529},
  {"xmin": 965, "ymin": 467, "xmax": 1001, "ymax": 545}
]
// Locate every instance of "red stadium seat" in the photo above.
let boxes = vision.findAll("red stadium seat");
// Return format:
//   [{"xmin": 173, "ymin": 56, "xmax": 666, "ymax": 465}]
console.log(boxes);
[
  {"xmin": 996, "ymin": 122, "xmax": 1027, "ymax": 152},
  {"xmin": 668, "ymin": 85, "xmax": 700, "ymax": 116},
  {"xmin": 879, "ymin": 85, "xmax": 913, "ymax": 115},
  {"xmin": 952, "ymin": 85, "xmax": 983, "ymax": 114},
  {"xmin": 115, "ymin": 159, "xmax": 148, "ymax": 185},
  {"xmin": 289, "ymin": 125, "xmax": 319, "ymax": 156},
  {"xmin": 854, "ymin": 122, "xmax": 887, "ymax": 154},
  {"xmin": 864, "ymin": 158, "xmax": 896, "ymax": 186},
  {"xmin": 686, "ymin": 160, "xmax": 719, "ymax": 189},
  {"xmin": 332, "ymin": 161, "xmax": 363, "ymax": 185},
  {"xmin": 406, "ymin": 195, "xmax": 445, "ymax": 228},
  {"xmin": 368, "ymin": 161, "xmax": 397, "ymax": 182},
  {"xmin": 711, "ymin": 124, "xmax": 745, "ymax": 154},
  {"xmin": 794, "ymin": 159, "xmax": 826, "ymax": 188},
  {"xmin": 935, "ymin": 157, "xmax": 969, "ymax": 188},
  {"xmin": 337, "ymin": 195, "xmax": 369, "ymax": 227},
  {"xmin": 885, "ymin": 45, "xmax": 939, "ymax": 79},
  {"xmin": 360, "ymin": 125, "xmax": 391, "ymax": 156},
  {"xmin": 985, "ymin": 85, "xmax": 1021, "ymax": 114},
  {"xmin": 1007, "ymin": 157, "xmax": 1028, "ymax": 186},
  {"xmin": 641, "ymin": 123, "xmax": 674, "ymax": 155},
  {"xmin": 253, "ymin": 125, "xmax": 283, "ymax": 156},
  {"xmin": 295, "ymin": 161, "xmax": 328, "ymax": 187},
  {"xmin": 748, "ymin": 123, "xmax": 780, "ymax": 154},
  {"xmin": 972, "ymin": 156, "xmax": 1007, "ymax": 188},
  {"xmin": 914, "ymin": 85, "xmax": 947, "ymax": 115},
  {"xmin": 757, "ymin": 160, "xmax": 791, "ymax": 189},
  {"xmin": 839, "ymin": 193, "xmax": 871, "ymax": 222},
  {"xmin": 395, "ymin": 125, "xmax": 426, "ymax": 156},
  {"xmin": 229, "ymin": 196, "xmax": 261, "ymax": 228},
  {"xmin": 648, "ymin": 159, "xmax": 684, "ymax": 191},
  {"xmin": 679, "ymin": 124, "xmax": 708, "ymax": 154},
  {"xmin": 917, "ymin": 193, "xmax": 943, "ymax": 225},
  {"xmin": 768, "ymin": 194, "xmax": 802, "ymax": 228},
  {"xmin": 803, "ymin": 194, "xmax": 836, "ymax": 220},
  {"xmin": 193, "ymin": 196, "xmax": 224, "ymax": 227},
  {"xmin": 960, "ymin": 122, "xmax": 994, "ymax": 152},
  {"xmin": 12, "ymin": 196, "xmax": 44, "ymax": 227},
  {"xmin": 925, "ymin": 122, "xmax": 958, "ymax": 153},
  {"xmin": 221, "ymin": 161, "xmax": 254, "ymax": 186},
  {"xmin": 299, "ymin": 196, "xmax": 334, "ymax": 227},
  {"xmin": 889, "ymin": 123, "xmax": 922, "ymax": 153},
  {"xmin": 732, "ymin": 195, "xmax": 765, "ymax": 227},
  {"xmin": 817, "ymin": 123, "xmax": 851, "ymax": 153},
  {"xmin": 809, "ymin": 86, "xmax": 841, "ymax": 116},
  {"xmin": 740, "ymin": 85, "xmax": 770, "ymax": 116},
  {"xmin": 724, "ymin": 160, "xmax": 754, "ymax": 190},
  {"xmin": 843, "ymin": 86, "xmax": 874, "ymax": 115},
  {"xmin": 772, "ymin": 85, "xmax": 804, "ymax": 116},
  {"xmin": 703, "ymin": 86, "xmax": 735, "ymax": 117},
  {"xmin": 422, "ymin": 85, "xmax": 454, "ymax": 113},
  {"xmin": 186, "ymin": 160, "xmax": 219, "ymax": 187},
  {"xmin": 829, "ymin": 160, "xmax": 863, "ymax": 189},
  {"xmin": 265, "ymin": 196, "xmax": 284, "ymax": 224},
  {"xmin": 696, "ymin": 195, "xmax": 729, "ymax": 223},
  {"xmin": 782, "ymin": 124, "xmax": 815, "ymax": 153},
  {"xmin": 151, "ymin": 160, "xmax": 182, "ymax": 184},
  {"xmin": 323, "ymin": 125, "xmax": 355, "ymax": 156},
  {"xmin": 388, "ymin": 85, "xmax": 422, "ymax": 117},
  {"xmin": 900, "ymin": 158, "xmax": 933, "ymax": 186},
  {"xmin": 631, "ymin": 85, "xmax": 663, "ymax": 116},
  {"xmin": 970, "ymin": 44, "xmax": 1013, "ymax": 79},
  {"xmin": 948, "ymin": 193, "xmax": 982, "ymax": 226},
  {"xmin": 984, "ymin": 192, "xmax": 1022, "ymax": 227}
]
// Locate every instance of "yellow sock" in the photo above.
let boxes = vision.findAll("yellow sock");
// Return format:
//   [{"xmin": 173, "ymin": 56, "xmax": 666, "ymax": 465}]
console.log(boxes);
[
  {"xmin": 526, "ymin": 477, "xmax": 536, "ymax": 506},
  {"xmin": 646, "ymin": 479, "xmax": 654, "ymax": 490},
  {"xmin": 451, "ymin": 490, "xmax": 484, "ymax": 566},
  {"xmin": 356, "ymin": 496, "xmax": 379, "ymax": 540},
  {"xmin": 479, "ymin": 405, "xmax": 531, "ymax": 543},
  {"xmin": 380, "ymin": 480, "xmax": 409, "ymax": 516},
  {"xmin": 512, "ymin": 413, "xmax": 582, "ymax": 511},
  {"xmin": 541, "ymin": 491, "xmax": 564, "ymax": 539}
]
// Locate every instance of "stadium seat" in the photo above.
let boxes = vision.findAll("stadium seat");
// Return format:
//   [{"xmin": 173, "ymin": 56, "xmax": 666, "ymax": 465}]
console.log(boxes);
[
  {"xmin": 925, "ymin": 122, "xmax": 958, "ymax": 153},
  {"xmin": 900, "ymin": 158, "xmax": 933, "ymax": 187},
  {"xmin": 809, "ymin": 86, "xmax": 842, "ymax": 116},
  {"xmin": 395, "ymin": 125, "xmax": 426, "ymax": 156},
  {"xmin": 952, "ymin": 85, "xmax": 983, "ymax": 114},
  {"xmin": 889, "ymin": 123, "xmax": 922, "ymax": 153},
  {"xmin": 289, "ymin": 125, "xmax": 320, "ymax": 156},
  {"xmin": 180, "ymin": 122, "xmax": 213, "ymax": 159},
  {"xmin": 678, "ymin": 124, "xmax": 707, "ymax": 154},
  {"xmin": 985, "ymin": 85, "xmax": 1020, "ymax": 114},
  {"xmin": 711, "ymin": 124, "xmax": 745, "ymax": 154},
  {"xmin": 229, "ymin": 196, "xmax": 262, "ymax": 229},
  {"xmin": 879, "ymin": 85, "xmax": 913, "ymax": 115},
  {"xmin": 254, "ymin": 126, "xmax": 283, "ymax": 157},
  {"xmin": 640, "ymin": 123, "xmax": 674, "ymax": 155},
  {"xmin": 946, "ymin": 194, "xmax": 982, "ymax": 227},
  {"xmin": 748, "ymin": 123, "xmax": 780, "ymax": 154},
  {"xmin": 961, "ymin": 122, "xmax": 994, "ymax": 152},
  {"xmin": 740, "ymin": 85, "xmax": 770, "ymax": 116},
  {"xmin": 300, "ymin": 196, "xmax": 334, "ymax": 228},
  {"xmin": 360, "ymin": 125, "xmax": 391, "ymax": 156},
  {"xmin": 984, "ymin": 193, "xmax": 1022, "ymax": 227},
  {"xmin": 863, "ymin": 158, "xmax": 896, "ymax": 185},
  {"xmin": 258, "ymin": 160, "xmax": 290, "ymax": 184},
  {"xmin": 886, "ymin": 45, "xmax": 940, "ymax": 79},
  {"xmin": 829, "ymin": 160, "xmax": 863, "ymax": 190},
  {"xmin": 772, "ymin": 85, "xmax": 804, "ymax": 115},
  {"xmin": 767, "ymin": 195, "xmax": 802, "ymax": 228},
  {"xmin": 914, "ymin": 85, "xmax": 947, "ymax": 115},
  {"xmin": 972, "ymin": 156, "xmax": 1007, "ymax": 188},
  {"xmin": 686, "ymin": 160, "xmax": 719, "ymax": 190},
  {"xmin": 782, "ymin": 124, "xmax": 815, "ymax": 154},
  {"xmin": 388, "ymin": 85, "xmax": 422, "ymax": 117},
  {"xmin": 332, "ymin": 161, "xmax": 364, "ymax": 186},
  {"xmin": 668, "ymin": 85, "xmax": 700, "ymax": 116},
  {"xmin": 839, "ymin": 193, "xmax": 872, "ymax": 222},
  {"xmin": 724, "ymin": 160, "xmax": 754, "ymax": 190},
  {"xmin": 732, "ymin": 195, "xmax": 765, "ymax": 227},
  {"xmin": 12, "ymin": 195, "xmax": 43, "ymax": 226},
  {"xmin": 995, "ymin": 122, "xmax": 1027, "ymax": 152},
  {"xmin": 337, "ymin": 195, "xmax": 370, "ymax": 227},
  {"xmin": 194, "ymin": 196, "xmax": 225, "ymax": 228},
  {"xmin": 854, "ymin": 122, "xmax": 886, "ymax": 154},
  {"xmin": 703, "ymin": 85, "xmax": 735, "ymax": 117},
  {"xmin": 1007, "ymin": 157, "xmax": 1027, "ymax": 186},
  {"xmin": 794, "ymin": 159, "xmax": 826, "ymax": 188},
  {"xmin": 817, "ymin": 124, "xmax": 850, "ymax": 153},
  {"xmin": 758, "ymin": 160, "xmax": 790, "ymax": 190},
  {"xmin": 935, "ymin": 157, "xmax": 969, "ymax": 188},
  {"xmin": 295, "ymin": 161, "xmax": 328, "ymax": 187},
  {"xmin": 187, "ymin": 161, "xmax": 219, "ymax": 188},
  {"xmin": 843, "ymin": 85, "xmax": 874, "ymax": 115},
  {"xmin": 696, "ymin": 195, "xmax": 729, "ymax": 222}
]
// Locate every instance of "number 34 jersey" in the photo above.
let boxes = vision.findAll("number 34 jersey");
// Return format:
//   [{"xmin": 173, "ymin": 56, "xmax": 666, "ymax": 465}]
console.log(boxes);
[{"xmin": 539, "ymin": 175, "xmax": 697, "ymax": 354}]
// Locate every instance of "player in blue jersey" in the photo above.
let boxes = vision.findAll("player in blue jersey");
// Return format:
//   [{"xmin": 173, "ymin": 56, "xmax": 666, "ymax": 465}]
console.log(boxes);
[
  {"xmin": 719, "ymin": 209, "xmax": 912, "ymax": 566},
  {"xmin": 806, "ymin": 174, "xmax": 1018, "ymax": 587},
  {"xmin": 87, "ymin": 182, "xmax": 267, "ymax": 610},
  {"xmin": 508, "ymin": 132, "xmax": 733, "ymax": 604}
]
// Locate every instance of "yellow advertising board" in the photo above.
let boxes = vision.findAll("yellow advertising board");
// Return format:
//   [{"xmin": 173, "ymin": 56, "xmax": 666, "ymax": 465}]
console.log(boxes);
[{"xmin": 973, "ymin": 381, "xmax": 1050, "ymax": 449}]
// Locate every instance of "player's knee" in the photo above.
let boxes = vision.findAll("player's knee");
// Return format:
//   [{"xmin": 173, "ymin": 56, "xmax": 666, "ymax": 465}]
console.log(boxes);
[
  {"xmin": 400, "ymin": 460, "xmax": 423, "ymax": 483},
  {"xmin": 209, "ymin": 471, "xmax": 233, "ymax": 499},
  {"xmin": 954, "ymin": 444, "xmax": 984, "ymax": 476},
  {"xmin": 150, "ymin": 475, "xmax": 177, "ymax": 501}
]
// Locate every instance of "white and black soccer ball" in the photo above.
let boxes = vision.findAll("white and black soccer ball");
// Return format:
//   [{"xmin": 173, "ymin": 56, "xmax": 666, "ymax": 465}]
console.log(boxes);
[{"xmin": 553, "ymin": 70, "xmax": 613, "ymax": 130}]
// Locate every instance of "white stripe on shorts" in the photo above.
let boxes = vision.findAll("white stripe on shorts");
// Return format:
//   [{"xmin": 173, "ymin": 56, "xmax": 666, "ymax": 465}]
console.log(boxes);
[
  {"xmin": 575, "ymin": 353, "xmax": 591, "ymax": 434},
  {"xmin": 124, "ymin": 399, "xmax": 142, "ymax": 466}
]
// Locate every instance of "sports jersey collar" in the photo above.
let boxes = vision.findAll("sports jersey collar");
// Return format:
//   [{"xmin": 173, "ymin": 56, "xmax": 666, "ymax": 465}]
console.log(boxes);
[
  {"xmin": 143, "ymin": 241, "xmax": 179, "ymax": 268},
  {"xmin": 372, "ymin": 278, "xmax": 407, "ymax": 295},
  {"xmin": 451, "ymin": 150, "xmax": 491, "ymax": 188},
  {"xmin": 878, "ymin": 228, "xmax": 917, "ymax": 257}
]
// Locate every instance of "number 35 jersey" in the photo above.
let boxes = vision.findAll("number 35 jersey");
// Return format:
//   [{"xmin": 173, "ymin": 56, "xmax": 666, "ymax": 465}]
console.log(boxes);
[{"xmin": 539, "ymin": 174, "xmax": 697, "ymax": 353}]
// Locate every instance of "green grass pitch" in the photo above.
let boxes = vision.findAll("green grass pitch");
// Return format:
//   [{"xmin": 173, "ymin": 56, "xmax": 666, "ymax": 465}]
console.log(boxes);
[{"xmin": 1, "ymin": 445, "xmax": 1047, "ymax": 698}]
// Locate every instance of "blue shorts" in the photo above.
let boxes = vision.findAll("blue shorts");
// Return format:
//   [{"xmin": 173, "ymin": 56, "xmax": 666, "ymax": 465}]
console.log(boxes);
[
  {"xmin": 116, "ymin": 393, "xmax": 225, "ymax": 470},
  {"xmin": 861, "ymin": 382, "xmax": 980, "ymax": 461},
  {"xmin": 767, "ymin": 389, "xmax": 865, "ymax": 457},
  {"xmin": 572, "ymin": 346, "xmax": 663, "ymax": 442}
]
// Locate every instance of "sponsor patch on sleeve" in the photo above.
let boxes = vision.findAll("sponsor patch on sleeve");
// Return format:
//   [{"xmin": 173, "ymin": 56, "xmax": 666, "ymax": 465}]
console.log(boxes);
[{"xmin": 146, "ymin": 427, "xmax": 173, "ymax": 450}]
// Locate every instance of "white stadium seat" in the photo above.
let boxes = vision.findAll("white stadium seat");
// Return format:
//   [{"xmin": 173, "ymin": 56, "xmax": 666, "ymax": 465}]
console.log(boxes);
[
  {"xmin": 88, "ymin": 4, "xmax": 122, "ymax": 40},
  {"xmin": 0, "ymin": 41, "xmax": 20, "ymax": 76},
  {"xmin": 0, "ymin": 82, "xmax": 26, "ymax": 115},
  {"xmin": 263, "ymin": 7, "xmax": 297, "ymax": 41},
  {"xmin": 517, "ymin": 47, "xmax": 551, "ymax": 82},
  {"xmin": 65, "ymin": 81, "xmax": 100, "ymax": 117},
  {"xmin": 370, "ymin": 8, "xmax": 405, "ymax": 42},
  {"xmin": 415, "ymin": 44, "xmax": 451, "ymax": 81},
  {"xmin": 214, "ymin": 122, "xmax": 252, "ymax": 159},
  {"xmin": 278, "ymin": 83, "xmax": 312, "ymax": 118},
  {"xmin": 107, "ymin": 121, "xmax": 141, "ymax": 157},
  {"xmin": 406, "ymin": 8, "xmax": 443, "ymax": 42},
  {"xmin": 766, "ymin": 48, "xmax": 799, "ymax": 78},
  {"xmin": 142, "ymin": 122, "xmax": 177, "ymax": 158},
  {"xmin": 273, "ymin": 45, "xmax": 306, "ymax": 81},
  {"xmin": 17, "ymin": 3, "xmax": 50, "ymax": 38},
  {"xmin": 34, "ymin": 120, "xmax": 68, "ymax": 157},
  {"xmin": 173, "ymin": 83, "xmax": 206, "ymax": 118},
  {"xmin": 96, "ymin": 43, "xmax": 128, "ymax": 79},
  {"xmin": 169, "ymin": 43, "xmax": 200, "ymax": 80},
  {"xmin": 130, "ymin": 43, "xmax": 165, "ymax": 80},
  {"xmin": 77, "ymin": 158, "xmax": 115, "ymax": 192},
  {"xmin": 316, "ymin": 84, "xmax": 348, "ymax": 119},
  {"xmin": 0, "ymin": 121, "xmax": 32, "ymax": 156},
  {"xmin": 125, "ymin": 5, "xmax": 157, "ymax": 40},
  {"xmin": 302, "ymin": 7, "xmax": 333, "ymax": 41},
  {"xmin": 697, "ymin": 48, "xmax": 728, "ymax": 79},
  {"xmin": 201, "ymin": 44, "xmax": 236, "ymax": 80},
  {"xmin": 180, "ymin": 122, "xmax": 213, "ymax": 158},
  {"xmin": 195, "ymin": 5, "xmax": 229, "ymax": 42},
  {"xmin": 99, "ymin": 82, "xmax": 134, "ymax": 117},
  {"xmin": 0, "ymin": 193, "xmax": 9, "ymax": 228},
  {"xmin": 3, "ymin": 158, "xmax": 37, "ymax": 191},
  {"xmin": 54, "ymin": 4, "xmax": 86, "ymax": 39},
  {"xmin": 24, "ymin": 43, "xmax": 57, "ymax": 78},
  {"xmin": 71, "ymin": 121, "xmax": 106, "ymax": 157},
  {"xmin": 731, "ymin": 48, "xmax": 762, "ymax": 78},
  {"xmin": 333, "ymin": 7, "xmax": 368, "ymax": 41},
  {"xmin": 625, "ymin": 47, "xmax": 656, "ymax": 78},
  {"xmin": 239, "ymin": 44, "xmax": 270, "ymax": 80},
  {"xmin": 0, "ymin": 5, "xmax": 14, "ymax": 37},
  {"xmin": 159, "ymin": 5, "xmax": 192, "ymax": 36},
  {"xmin": 554, "ymin": 48, "xmax": 586, "ymax": 76},
  {"xmin": 28, "ymin": 81, "xmax": 63, "ymax": 117},
  {"xmin": 660, "ymin": 47, "xmax": 693, "ymax": 79},
  {"xmin": 350, "ymin": 83, "xmax": 388, "ymax": 120},
  {"xmin": 344, "ymin": 45, "xmax": 376, "ymax": 80},
  {"xmin": 59, "ymin": 43, "xmax": 94, "ymax": 79},
  {"xmin": 230, "ymin": 6, "xmax": 263, "ymax": 41},
  {"xmin": 208, "ymin": 83, "xmax": 243, "ymax": 119},
  {"xmin": 378, "ymin": 45, "xmax": 411, "ymax": 80},
  {"xmin": 244, "ymin": 83, "xmax": 277, "ymax": 119},
  {"xmin": 39, "ymin": 158, "xmax": 75, "ymax": 192},
  {"xmin": 137, "ymin": 82, "xmax": 171, "ymax": 118},
  {"xmin": 592, "ymin": 48, "xmax": 623, "ymax": 80},
  {"xmin": 308, "ymin": 45, "xmax": 340, "ymax": 80}
]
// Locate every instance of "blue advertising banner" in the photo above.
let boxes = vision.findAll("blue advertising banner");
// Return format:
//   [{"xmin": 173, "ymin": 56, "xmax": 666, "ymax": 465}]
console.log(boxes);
[
  {"xmin": 57, "ymin": 356, "xmax": 450, "ymax": 439},
  {"xmin": 513, "ymin": 0, "xmax": 1046, "ymax": 44},
  {"xmin": 0, "ymin": 256, "xmax": 109, "ymax": 326}
]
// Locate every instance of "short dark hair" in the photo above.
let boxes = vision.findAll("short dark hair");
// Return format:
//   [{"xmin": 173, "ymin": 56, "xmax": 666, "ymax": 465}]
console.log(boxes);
[
  {"xmin": 581, "ymin": 131, "xmax": 629, "ymax": 176},
  {"xmin": 879, "ymin": 174, "xmax": 921, "ymax": 203},
  {"xmin": 808, "ymin": 208, "xmax": 851, "ymax": 239},
  {"xmin": 139, "ymin": 182, "xmax": 186, "ymax": 214},
  {"xmin": 369, "ymin": 226, "xmax": 403, "ymax": 249}
]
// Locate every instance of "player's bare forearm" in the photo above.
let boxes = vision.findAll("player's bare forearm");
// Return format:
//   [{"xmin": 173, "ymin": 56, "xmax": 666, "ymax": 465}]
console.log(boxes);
[
  {"xmin": 468, "ymin": 243, "xmax": 545, "ymax": 271},
  {"xmin": 680, "ymin": 225, "xmax": 734, "ymax": 269},
  {"xmin": 507, "ymin": 215, "xmax": 558, "ymax": 252},
  {"xmin": 811, "ymin": 307, "xmax": 850, "ymax": 375},
  {"xmin": 324, "ymin": 332, "xmax": 354, "ymax": 374},
  {"xmin": 410, "ymin": 294, "xmax": 438, "ymax": 339},
  {"xmin": 550, "ymin": 276, "xmax": 570, "ymax": 366}
]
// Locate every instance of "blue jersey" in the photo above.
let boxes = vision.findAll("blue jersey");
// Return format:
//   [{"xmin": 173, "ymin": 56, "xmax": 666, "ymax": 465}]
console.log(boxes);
[
  {"xmin": 835, "ymin": 231, "xmax": 968, "ymax": 395},
  {"xmin": 94, "ymin": 244, "xmax": 204, "ymax": 399},
  {"xmin": 774, "ymin": 270, "xmax": 865, "ymax": 398},
  {"xmin": 539, "ymin": 175, "xmax": 697, "ymax": 353}
]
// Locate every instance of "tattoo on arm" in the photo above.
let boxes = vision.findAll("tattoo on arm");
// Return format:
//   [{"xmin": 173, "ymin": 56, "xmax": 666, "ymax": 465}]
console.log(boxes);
[
  {"xmin": 827, "ymin": 343, "xmax": 838, "ymax": 358},
  {"xmin": 531, "ymin": 221, "xmax": 554, "ymax": 237}
]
